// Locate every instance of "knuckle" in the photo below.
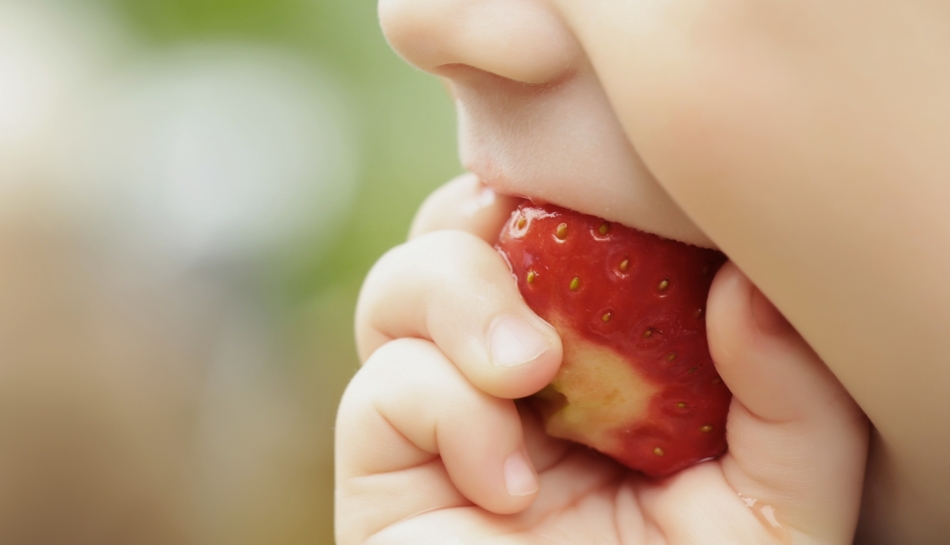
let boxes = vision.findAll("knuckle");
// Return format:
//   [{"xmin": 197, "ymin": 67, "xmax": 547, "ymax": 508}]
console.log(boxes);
[
  {"xmin": 363, "ymin": 231, "xmax": 484, "ymax": 289},
  {"xmin": 362, "ymin": 338, "xmax": 433, "ymax": 378},
  {"xmin": 409, "ymin": 174, "xmax": 481, "ymax": 237},
  {"xmin": 338, "ymin": 343, "xmax": 430, "ymax": 423},
  {"xmin": 413, "ymin": 228, "xmax": 486, "ymax": 256}
]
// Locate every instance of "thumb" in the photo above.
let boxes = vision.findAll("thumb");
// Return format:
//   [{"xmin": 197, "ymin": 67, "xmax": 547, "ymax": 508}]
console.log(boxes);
[{"xmin": 707, "ymin": 262, "xmax": 869, "ymax": 544}]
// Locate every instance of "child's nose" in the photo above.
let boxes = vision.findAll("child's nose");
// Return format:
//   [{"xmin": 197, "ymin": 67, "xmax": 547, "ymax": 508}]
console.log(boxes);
[{"xmin": 379, "ymin": 0, "xmax": 581, "ymax": 85}]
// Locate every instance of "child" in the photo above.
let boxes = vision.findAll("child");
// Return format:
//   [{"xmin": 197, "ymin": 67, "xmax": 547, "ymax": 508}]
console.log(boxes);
[{"xmin": 337, "ymin": 1, "xmax": 950, "ymax": 543}]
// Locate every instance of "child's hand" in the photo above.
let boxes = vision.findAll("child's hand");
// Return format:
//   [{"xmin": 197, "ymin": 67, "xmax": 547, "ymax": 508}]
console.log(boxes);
[{"xmin": 336, "ymin": 175, "xmax": 869, "ymax": 544}]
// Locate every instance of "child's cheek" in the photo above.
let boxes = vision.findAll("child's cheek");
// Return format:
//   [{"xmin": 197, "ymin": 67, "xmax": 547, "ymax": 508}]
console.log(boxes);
[
  {"xmin": 587, "ymin": 0, "xmax": 934, "ymax": 216},
  {"xmin": 618, "ymin": 6, "xmax": 810, "ymax": 178},
  {"xmin": 622, "ymin": 35, "xmax": 808, "ymax": 215},
  {"xmin": 557, "ymin": 1, "xmax": 800, "ymax": 203}
]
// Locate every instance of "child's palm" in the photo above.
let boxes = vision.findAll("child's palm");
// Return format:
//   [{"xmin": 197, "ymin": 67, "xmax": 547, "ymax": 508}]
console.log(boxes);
[{"xmin": 377, "ymin": 414, "xmax": 791, "ymax": 545}]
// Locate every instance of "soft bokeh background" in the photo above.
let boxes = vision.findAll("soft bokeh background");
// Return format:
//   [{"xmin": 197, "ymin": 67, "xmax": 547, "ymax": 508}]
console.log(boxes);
[{"xmin": 0, "ymin": 0, "xmax": 458, "ymax": 543}]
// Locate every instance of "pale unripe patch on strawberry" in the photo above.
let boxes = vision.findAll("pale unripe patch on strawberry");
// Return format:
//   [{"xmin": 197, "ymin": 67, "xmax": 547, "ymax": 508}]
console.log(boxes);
[{"xmin": 540, "ymin": 324, "xmax": 659, "ymax": 455}]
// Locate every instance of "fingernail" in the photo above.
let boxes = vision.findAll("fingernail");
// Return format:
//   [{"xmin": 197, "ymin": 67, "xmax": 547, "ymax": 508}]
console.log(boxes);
[
  {"xmin": 489, "ymin": 315, "xmax": 548, "ymax": 367},
  {"xmin": 504, "ymin": 451, "xmax": 539, "ymax": 497}
]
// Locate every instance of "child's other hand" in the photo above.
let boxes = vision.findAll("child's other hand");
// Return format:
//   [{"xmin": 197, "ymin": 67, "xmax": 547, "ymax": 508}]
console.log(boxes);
[{"xmin": 336, "ymin": 175, "xmax": 869, "ymax": 544}]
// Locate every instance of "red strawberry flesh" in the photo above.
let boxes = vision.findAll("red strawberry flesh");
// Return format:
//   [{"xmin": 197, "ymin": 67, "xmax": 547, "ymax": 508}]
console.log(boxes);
[{"xmin": 496, "ymin": 200, "xmax": 731, "ymax": 477}]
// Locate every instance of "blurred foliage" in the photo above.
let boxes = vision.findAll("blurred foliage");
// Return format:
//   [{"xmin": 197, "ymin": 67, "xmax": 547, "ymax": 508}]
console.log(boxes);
[
  {"xmin": 94, "ymin": 1, "xmax": 459, "ymax": 544},
  {"xmin": 107, "ymin": 0, "xmax": 461, "ymax": 301}
]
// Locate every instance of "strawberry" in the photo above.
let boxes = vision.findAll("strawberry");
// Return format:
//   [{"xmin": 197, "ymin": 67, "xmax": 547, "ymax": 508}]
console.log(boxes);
[{"xmin": 496, "ymin": 200, "xmax": 731, "ymax": 477}]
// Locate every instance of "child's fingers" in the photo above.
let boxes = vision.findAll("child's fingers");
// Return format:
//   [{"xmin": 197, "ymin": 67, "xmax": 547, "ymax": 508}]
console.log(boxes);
[
  {"xmin": 356, "ymin": 230, "xmax": 563, "ymax": 400},
  {"xmin": 335, "ymin": 338, "xmax": 538, "ymax": 544},
  {"xmin": 408, "ymin": 172, "xmax": 521, "ymax": 242},
  {"xmin": 706, "ymin": 262, "xmax": 869, "ymax": 543}
]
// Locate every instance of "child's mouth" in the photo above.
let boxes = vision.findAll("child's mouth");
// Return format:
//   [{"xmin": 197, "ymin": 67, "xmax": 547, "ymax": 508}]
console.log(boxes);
[{"xmin": 452, "ymin": 82, "xmax": 718, "ymax": 250}]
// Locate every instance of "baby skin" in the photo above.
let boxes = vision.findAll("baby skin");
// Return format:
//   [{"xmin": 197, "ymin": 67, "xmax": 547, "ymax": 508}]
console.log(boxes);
[
  {"xmin": 338, "ymin": 0, "xmax": 950, "ymax": 543},
  {"xmin": 337, "ymin": 176, "xmax": 867, "ymax": 544}
]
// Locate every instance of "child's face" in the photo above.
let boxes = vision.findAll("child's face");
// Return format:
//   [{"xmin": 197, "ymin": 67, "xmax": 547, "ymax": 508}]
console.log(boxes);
[
  {"xmin": 379, "ymin": 2, "xmax": 950, "ymax": 540},
  {"xmin": 380, "ymin": 0, "xmax": 875, "ymax": 249}
]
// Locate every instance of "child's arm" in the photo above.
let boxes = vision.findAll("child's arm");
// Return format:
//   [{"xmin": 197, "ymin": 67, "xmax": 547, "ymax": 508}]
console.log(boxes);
[{"xmin": 336, "ymin": 176, "xmax": 868, "ymax": 544}]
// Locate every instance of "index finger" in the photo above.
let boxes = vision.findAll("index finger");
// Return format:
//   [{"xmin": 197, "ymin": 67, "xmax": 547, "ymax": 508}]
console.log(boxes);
[{"xmin": 409, "ymin": 173, "xmax": 522, "ymax": 242}]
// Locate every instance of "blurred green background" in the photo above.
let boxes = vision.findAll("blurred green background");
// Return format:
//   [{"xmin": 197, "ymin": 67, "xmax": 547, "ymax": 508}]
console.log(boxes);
[
  {"xmin": 101, "ymin": 0, "xmax": 461, "ymax": 290},
  {"xmin": 0, "ymin": 0, "xmax": 459, "ymax": 543}
]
